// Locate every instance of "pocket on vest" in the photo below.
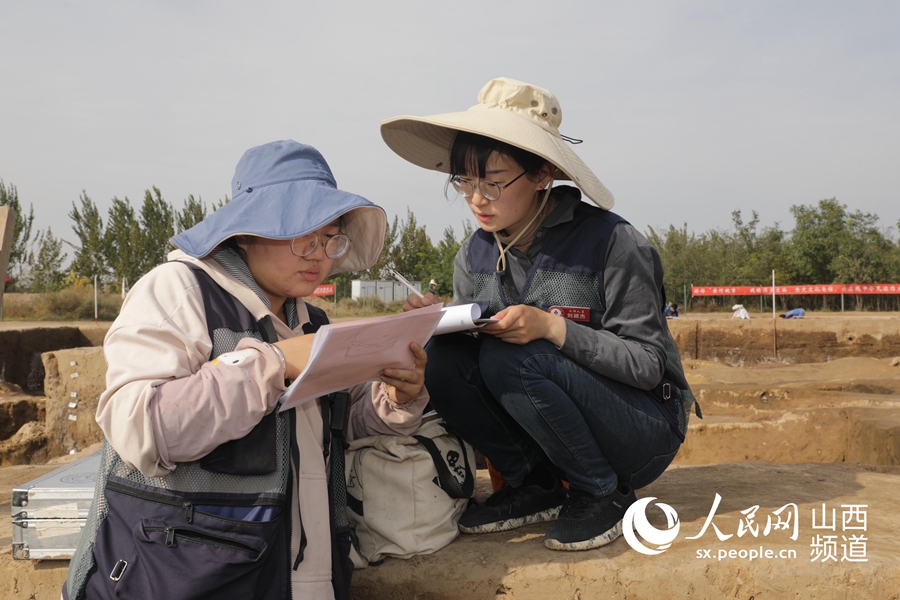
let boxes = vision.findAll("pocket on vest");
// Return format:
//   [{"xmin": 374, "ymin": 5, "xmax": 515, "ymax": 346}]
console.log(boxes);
[{"xmin": 86, "ymin": 477, "xmax": 287, "ymax": 600}]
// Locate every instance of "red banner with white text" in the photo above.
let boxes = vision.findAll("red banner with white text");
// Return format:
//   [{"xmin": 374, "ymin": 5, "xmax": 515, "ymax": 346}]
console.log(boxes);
[
  {"xmin": 692, "ymin": 284, "xmax": 900, "ymax": 296},
  {"xmin": 311, "ymin": 284, "xmax": 335, "ymax": 297}
]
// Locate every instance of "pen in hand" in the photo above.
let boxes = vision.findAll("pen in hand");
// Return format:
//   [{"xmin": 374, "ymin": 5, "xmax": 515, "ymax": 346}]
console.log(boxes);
[{"xmin": 390, "ymin": 269, "xmax": 424, "ymax": 299}]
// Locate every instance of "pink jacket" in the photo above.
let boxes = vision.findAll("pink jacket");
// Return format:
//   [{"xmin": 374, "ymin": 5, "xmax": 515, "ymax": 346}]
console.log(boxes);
[{"xmin": 96, "ymin": 250, "xmax": 428, "ymax": 599}]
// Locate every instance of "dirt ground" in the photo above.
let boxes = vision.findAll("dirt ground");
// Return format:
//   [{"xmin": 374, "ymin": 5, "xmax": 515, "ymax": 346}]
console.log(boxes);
[{"xmin": 2, "ymin": 315, "xmax": 899, "ymax": 599}]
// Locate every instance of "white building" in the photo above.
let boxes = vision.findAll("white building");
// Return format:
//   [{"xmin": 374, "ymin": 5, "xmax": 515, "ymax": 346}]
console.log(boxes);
[{"xmin": 351, "ymin": 280, "xmax": 422, "ymax": 303}]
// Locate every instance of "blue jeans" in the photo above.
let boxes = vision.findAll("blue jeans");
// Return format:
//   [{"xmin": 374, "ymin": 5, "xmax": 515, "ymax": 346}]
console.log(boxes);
[{"xmin": 425, "ymin": 333, "xmax": 682, "ymax": 496}]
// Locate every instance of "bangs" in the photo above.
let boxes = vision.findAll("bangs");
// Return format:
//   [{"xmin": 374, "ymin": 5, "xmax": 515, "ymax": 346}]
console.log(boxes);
[{"xmin": 449, "ymin": 131, "xmax": 548, "ymax": 178}]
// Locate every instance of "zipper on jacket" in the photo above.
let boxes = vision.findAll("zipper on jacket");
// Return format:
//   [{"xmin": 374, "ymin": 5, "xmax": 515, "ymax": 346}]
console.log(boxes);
[{"xmin": 143, "ymin": 525, "xmax": 261, "ymax": 557}]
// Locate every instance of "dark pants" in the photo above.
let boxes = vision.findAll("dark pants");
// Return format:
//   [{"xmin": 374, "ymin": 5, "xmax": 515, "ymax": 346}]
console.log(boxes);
[{"xmin": 425, "ymin": 333, "xmax": 682, "ymax": 496}]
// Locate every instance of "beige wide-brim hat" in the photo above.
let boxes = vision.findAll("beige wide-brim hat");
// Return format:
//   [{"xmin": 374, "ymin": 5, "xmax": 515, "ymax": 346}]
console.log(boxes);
[{"xmin": 381, "ymin": 77, "xmax": 614, "ymax": 210}]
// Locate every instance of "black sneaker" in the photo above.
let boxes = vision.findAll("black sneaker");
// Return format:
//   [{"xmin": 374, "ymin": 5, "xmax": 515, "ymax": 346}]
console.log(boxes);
[
  {"xmin": 458, "ymin": 479, "xmax": 566, "ymax": 534},
  {"xmin": 543, "ymin": 483, "xmax": 637, "ymax": 551}
]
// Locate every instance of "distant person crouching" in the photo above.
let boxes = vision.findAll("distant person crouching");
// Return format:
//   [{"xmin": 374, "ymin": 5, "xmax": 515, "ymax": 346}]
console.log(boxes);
[{"xmin": 732, "ymin": 304, "xmax": 751, "ymax": 319}]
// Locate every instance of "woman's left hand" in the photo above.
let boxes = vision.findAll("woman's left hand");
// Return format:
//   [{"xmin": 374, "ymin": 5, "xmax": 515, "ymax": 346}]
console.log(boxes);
[
  {"xmin": 481, "ymin": 305, "xmax": 567, "ymax": 346},
  {"xmin": 381, "ymin": 342, "xmax": 428, "ymax": 405}
]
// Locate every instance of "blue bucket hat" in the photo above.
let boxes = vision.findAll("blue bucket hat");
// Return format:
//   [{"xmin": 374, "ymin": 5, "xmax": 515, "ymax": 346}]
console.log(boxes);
[{"xmin": 170, "ymin": 140, "xmax": 386, "ymax": 275}]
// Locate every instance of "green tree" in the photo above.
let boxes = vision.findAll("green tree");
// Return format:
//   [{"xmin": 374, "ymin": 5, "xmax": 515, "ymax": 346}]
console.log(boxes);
[
  {"xmin": 647, "ymin": 216, "xmax": 789, "ymax": 311},
  {"xmin": 104, "ymin": 197, "xmax": 144, "ymax": 286},
  {"xmin": 787, "ymin": 198, "xmax": 849, "ymax": 287},
  {"xmin": 646, "ymin": 223, "xmax": 714, "ymax": 307},
  {"xmin": 427, "ymin": 222, "xmax": 472, "ymax": 297},
  {"xmin": 176, "ymin": 194, "xmax": 208, "ymax": 233},
  {"xmin": 0, "ymin": 179, "xmax": 35, "ymax": 284},
  {"xmin": 358, "ymin": 215, "xmax": 400, "ymax": 281},
  {"xmin": 730, "ymin": 210, "xmax": 794, "ymax": 286},
  {"xmin": 69, "ymin": 191, "xmax": 108, "ymax": 281},
  {"xmin": 389, "ymin": 209, "xmax": 436, "ymax": 289},
  {"xmin": 139, "ymin": 187, "xmax": 175, "ymax": 272},
  {"xmin": 830, "ymin": 211, "xmax": 897, "ymax": 310},
  {"xmin": 785, "ymin": 198, "xmax": 893, "ymax": 310},
  {"xmin": 29, "ymin": 227, "xmax": 68, "ymax": 292},
  {"xmin": 212, "ymin": 196, "xmax": 230, "ymax": 212},
  {"xmin": 837, "ymin": 213, "xmax": 895, "ymax": 281}
]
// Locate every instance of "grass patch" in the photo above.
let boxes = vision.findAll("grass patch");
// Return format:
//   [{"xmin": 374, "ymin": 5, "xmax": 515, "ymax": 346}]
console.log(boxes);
[
  {"xmin": 2, "ymin": 289, "xmax": 123, "ymax": 321},
  {"xmin": 3, "ymin": 291, "xmax": 451, "ymax": 322}
]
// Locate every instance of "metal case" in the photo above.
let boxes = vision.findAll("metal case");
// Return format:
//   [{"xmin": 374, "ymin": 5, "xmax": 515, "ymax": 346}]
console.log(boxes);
[{"xmin": 10, "ymin": 451, "xmax": 101, "ymax": 560}]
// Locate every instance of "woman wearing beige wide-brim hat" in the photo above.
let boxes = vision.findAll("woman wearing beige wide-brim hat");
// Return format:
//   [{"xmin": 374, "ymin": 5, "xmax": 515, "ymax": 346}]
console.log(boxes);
[{"xmin": 384, "ymin": 78, "xmax": 696, "ymax": 552}]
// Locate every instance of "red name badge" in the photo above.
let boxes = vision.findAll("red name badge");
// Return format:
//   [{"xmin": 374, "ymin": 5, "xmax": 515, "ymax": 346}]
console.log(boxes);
[{"xmin": 548, "ymin": 306, "xmax": 590, "ymax": 322}]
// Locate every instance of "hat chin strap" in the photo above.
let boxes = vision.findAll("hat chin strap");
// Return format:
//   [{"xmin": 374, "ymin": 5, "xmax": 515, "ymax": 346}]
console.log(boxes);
[{"xmin": 493, "ymin": 180, "xmax": 555, "ymax": 273}]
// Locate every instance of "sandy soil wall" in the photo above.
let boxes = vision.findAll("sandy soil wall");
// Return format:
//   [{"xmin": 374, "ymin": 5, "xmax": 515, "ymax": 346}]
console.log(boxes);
[
  {"xmin": 668, "ymin": 316, "xmax": 900, "ymax": 364},
  {"xmin": 41, "ymin": 347, "xmax": 106, "ymax": 457},
  {"xmin": 0, "ymin": 323, "xmax": 108, "ymax": 392}
]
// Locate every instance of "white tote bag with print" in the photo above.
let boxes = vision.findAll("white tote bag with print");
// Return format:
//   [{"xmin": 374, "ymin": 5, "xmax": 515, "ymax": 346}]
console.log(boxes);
[{"xmin": 344, "ymin": 420, "xmax": 474, "ymax": 563}]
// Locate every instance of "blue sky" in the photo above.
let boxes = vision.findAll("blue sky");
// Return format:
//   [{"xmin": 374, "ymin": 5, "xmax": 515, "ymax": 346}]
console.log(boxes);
[{"xmin": 2, "ymin": 0, "xmax": 898, "ymax": 258}]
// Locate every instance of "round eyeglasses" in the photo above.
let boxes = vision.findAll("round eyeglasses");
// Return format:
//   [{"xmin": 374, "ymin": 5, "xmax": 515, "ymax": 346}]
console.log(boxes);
[
  {"xmin": 449, "ymin": 170, "xmax": 527, "ymax": 201},
  {"xmin": 290, "ymin": 232, "xmax": 351, "ymax": 259}
]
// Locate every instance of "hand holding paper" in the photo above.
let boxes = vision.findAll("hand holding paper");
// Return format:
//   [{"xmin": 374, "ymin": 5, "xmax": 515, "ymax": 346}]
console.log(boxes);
[
  {"xmin": 279, "ymin": 303, "xmax": 444, "ymax": 411},
  {"xmin": 380, "ymin": 341, "xmax": 428, "ymax": 405},
  {"xmin": 277, "ymin": 303, "xmax": 498, "ymax": 411},
  {"xmin": 434, "ymin": 303, "xmax": 498, "ymax": 335},
  {"xmin": 479, "ymin": 304, "xmax": 567, "ymax": 347}
]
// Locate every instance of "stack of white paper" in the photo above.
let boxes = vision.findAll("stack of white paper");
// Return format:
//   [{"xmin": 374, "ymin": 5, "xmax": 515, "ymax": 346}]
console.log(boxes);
[{"xmin": 278, "ymin": 303, "xmax": 498, "ymax": 410}]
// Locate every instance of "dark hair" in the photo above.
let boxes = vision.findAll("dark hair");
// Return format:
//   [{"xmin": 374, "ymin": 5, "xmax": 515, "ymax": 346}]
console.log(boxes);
[{"xmin": 449, "ymin": 131, "xmax": 549, "ymax": 180}]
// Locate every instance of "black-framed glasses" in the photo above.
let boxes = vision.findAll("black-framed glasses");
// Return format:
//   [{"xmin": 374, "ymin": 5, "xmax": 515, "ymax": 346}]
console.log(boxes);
[
  {"xmin": 449, "ymin": 170, "xmax": 528, "ymax": 201},
  {"xmin": 290, "ymin": 232, "xmax": 351, "ymax": 259}
]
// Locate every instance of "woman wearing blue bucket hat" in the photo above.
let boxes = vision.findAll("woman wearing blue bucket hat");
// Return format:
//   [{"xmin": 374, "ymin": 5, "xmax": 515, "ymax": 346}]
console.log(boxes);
[{"xmin": 64, "ymin": 141, "xmax": 428, "ymax": 600}]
